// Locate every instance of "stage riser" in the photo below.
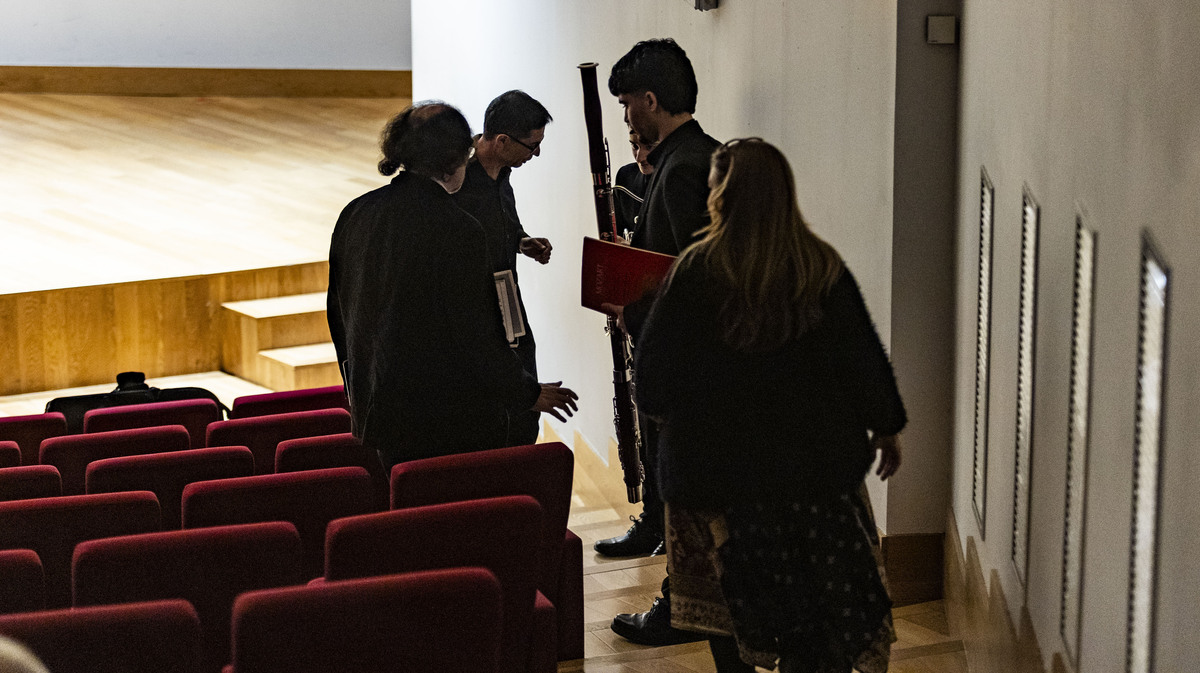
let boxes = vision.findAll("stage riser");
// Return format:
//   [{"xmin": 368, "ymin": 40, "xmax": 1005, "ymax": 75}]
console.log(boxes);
[{"xmin": 0, "ymin": 262, "xmax": 328, "ymax": 397}]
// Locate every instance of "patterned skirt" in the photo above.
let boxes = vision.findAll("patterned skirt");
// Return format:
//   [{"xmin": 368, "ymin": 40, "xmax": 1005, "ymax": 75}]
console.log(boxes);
[{"xmin": 666, "ymin": 483, "xmax": 894, "ymax": 672}]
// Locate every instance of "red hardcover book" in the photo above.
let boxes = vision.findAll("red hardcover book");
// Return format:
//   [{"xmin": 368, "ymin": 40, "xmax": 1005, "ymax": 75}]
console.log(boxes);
[{"xmin": 580, "ymin": 236, "xmax": 677, "ymax": 312}]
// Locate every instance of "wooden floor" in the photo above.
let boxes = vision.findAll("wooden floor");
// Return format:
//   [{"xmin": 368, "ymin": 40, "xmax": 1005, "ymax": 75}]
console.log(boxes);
[{"xmin": 0, "ymin": 93, "xmax": 407, "ymax": 295}]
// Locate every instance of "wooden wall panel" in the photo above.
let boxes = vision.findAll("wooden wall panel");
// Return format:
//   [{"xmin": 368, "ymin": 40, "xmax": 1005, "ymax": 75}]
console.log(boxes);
[
  {"xmin": 0, "ymin": 261, "xmax": 328, "ymax": 396},
  {"xmin": 0, "ymin": 67, "xmax": 412, "ymax": 98}
]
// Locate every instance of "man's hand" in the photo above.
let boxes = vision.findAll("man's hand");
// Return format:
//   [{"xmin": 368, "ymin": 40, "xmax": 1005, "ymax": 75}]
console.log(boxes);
[
  {"xmin": 599, "ymin": 303, "xmax": 627, "ymax": 334},
  {"xmin": 872, "ymin": 434, "xmax": 902, "ymax": 480},
  {"xmin": 520, "ymin": 237, "xmax": 552, "ymax": 264},
  {"xmin": 532, "ymin": 381, "xmax": 579, "ymax": 422}
]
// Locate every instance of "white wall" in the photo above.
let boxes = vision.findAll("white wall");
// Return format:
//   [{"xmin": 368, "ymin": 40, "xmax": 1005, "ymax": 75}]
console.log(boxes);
[
  {"xmin": 0, "ymin": 0, "xmax": 411, "ymax": 69},
  {"xmin": 412, "ymin": 0, "xmax": 899, "ymax": 523},
  {"xmin": 952, "ymin": 2, "xmax": 1200, "ymax": 670}
]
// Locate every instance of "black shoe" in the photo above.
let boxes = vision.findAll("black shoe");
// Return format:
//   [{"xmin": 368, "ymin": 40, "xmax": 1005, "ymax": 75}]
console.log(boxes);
[
  {"xmin": 611, "ymin": 596, "xmax": 705, "ymax": 646},
  {"xmin": 594, "ymin": 514, "xmax": 663, "ymax": 557},
  {"xmin": 651, "ymin": 540, "xmax": 665, "ymax": 556}
]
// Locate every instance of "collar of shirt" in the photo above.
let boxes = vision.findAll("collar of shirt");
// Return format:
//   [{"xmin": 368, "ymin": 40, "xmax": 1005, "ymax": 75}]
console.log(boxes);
[{"xmin": 647, "ymin": 119, "xmax": 705, "ymax": 168}]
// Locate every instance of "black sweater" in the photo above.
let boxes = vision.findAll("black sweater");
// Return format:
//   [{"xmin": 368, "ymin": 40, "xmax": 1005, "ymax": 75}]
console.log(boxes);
[
  {"xmin": 327, "ymin": 173, "xmax": 540, "ymax": 453},
  {"xmin": 634, "ymin": 259, "xmax": 907, "ymax": 508}
]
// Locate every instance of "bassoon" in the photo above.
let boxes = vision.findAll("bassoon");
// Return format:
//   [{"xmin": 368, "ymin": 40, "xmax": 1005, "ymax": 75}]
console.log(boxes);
[{"xmin": 578, "ymin": 62, "xmax": 644, "ymax": 503}]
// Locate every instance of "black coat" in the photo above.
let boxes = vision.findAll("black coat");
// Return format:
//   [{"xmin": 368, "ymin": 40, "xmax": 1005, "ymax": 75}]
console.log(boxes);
[
  {"xmin": 634, "ymin": 260, "xmax": 907, "ymax": 508},
  {"xmin": 327, "ymin": 172, "xmax": 540, "ymax": 463},
  {"xmin": 451, "ymin": 160, "xmax": 538, "ymax": 379},
  {"xmin": 625, "ymin": 120, "xmax": 720, "ymax": 339}
]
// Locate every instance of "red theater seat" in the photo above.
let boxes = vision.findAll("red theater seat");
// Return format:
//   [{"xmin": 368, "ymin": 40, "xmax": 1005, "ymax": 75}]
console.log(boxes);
[
  {"xmin": 229, "ymin": 386, "xmax": 349, "ymax": 419},
  {"xmin": 182, "ymin": 467, "xmax": 376, "ymax": 579},
  {"xmin": 205, "ymin": 409, "xmax": 351, "ymax": 476},
  {"xmin": 0, "ymin": 599, "xmax": 202, "ymax": 673},
  {"xmin": 40, "ymin": 425, "xmax": 190, "ymax": 496},
  {"xmin": 0, "ymin": 413, "xmax": 67, "ymax": 469},
  {"xmin": 390, "ymin": 442, "xmax": 582, "ymax": 660},
  {"xmin": 0, "ymin": 467, "xmax": 62, "ymax": 503},
  {"xmin": 72, "ymin": 522, "xmax": 302, "ymax": 673},
  {"xmin": 0, "ymin": 441, "xmax": 21, "ymax": 468},
  {"xmin": 230, "ymin": 568, "xmax": 503, "ymax": 673},
  {"xmin": 84, "ymin": 399, "xmax": 222, "ymax": 450},
  {"xmin": 0, "ymin": 549, "xmax": 45, "ymax": 614},
  {"xmin": 325, "ymin": 495, "xmax": 553, "ymax": 673},
  {"xmin": 0, "ymin": 491, "xmax": 160, "ymax": 608},
  {"xmin": 86, "ymin": 446, "xmax": 255, "ymax": 529},
  {"xmin": 275, "ymin": 433, "xmax": 387, "ymax": 508}
]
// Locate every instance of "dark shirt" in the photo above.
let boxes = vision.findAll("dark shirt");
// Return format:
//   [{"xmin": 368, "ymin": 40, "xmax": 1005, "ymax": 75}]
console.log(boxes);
[
  {"xmin": 614, "ymin": 162, "xmax": 650, "ymax": 238},
  {"xmin": 625, "ymin": 120, "xmax": 720, "ymax": 338},
  {"xmin": 327, "ymin": 172, "xmax": 540, "ymax": 461},
  {"xmin": 452, "ymin": 160, "xmax": 528, "ymax": 276},
  {"xmin": 634, "ymin": 260, "xmax": 907, "ymax": 508}
]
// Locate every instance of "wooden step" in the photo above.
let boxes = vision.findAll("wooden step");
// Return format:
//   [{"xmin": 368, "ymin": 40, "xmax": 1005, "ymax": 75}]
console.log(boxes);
[
  {"xmin": 220, "ymin": 292, "xmax": 331, "ymax": 385},
  {"xmin": 257, "ymin": 343, "xmax": 342, "ymax": 391}
]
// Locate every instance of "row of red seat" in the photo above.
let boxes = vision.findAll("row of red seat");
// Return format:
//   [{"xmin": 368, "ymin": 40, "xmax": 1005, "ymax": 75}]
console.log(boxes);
[
  {"xmin": 0, "ymin": 385, "xmax": 350, "ymax": 469},
  {"xmin": 0, "ymin": 387, "xmax": 584, "ymax": 669},
  {"xmin": 0, "ymin": 506, "xmax": 531, "ymax": 673}
]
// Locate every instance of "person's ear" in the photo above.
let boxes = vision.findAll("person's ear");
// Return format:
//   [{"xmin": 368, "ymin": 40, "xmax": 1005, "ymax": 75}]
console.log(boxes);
[{"xmin": 644, "ymin": 91, "xmax": 659, "ymax": 113}]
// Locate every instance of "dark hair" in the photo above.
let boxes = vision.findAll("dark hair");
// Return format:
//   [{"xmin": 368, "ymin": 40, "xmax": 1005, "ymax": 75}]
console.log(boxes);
[
  {"xmin": 378, "ymin": 101, "xmax": 473, "ymax": 178},
  {"xmin": 607, "ymin": 38, "xmax": 698, "ymax": 115},
  {"xmin": 482, "ymin": 90, "xmax": 552, "ymax": 140}
]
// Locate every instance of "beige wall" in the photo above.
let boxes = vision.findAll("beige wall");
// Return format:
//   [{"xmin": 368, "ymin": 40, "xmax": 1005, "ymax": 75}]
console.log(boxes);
[
  {"xmin": 952, "ymin": 2, "xmax": 1200, "ymax": 670},
  {"xmin": 411, "ymin": 0, "xmax": 902, "ymax": 525},
  {"xmin": 1, "ymin": 0, "xmax": 411, "ymax": 69}
]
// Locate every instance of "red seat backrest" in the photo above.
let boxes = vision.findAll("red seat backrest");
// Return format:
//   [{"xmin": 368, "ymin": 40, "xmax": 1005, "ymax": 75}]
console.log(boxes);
[
  {"xmin": 84, "ymin": 399, "xmax": 222, "ymax": 450},
  {"xmin": 0, "ymin": 441, "xmax": 21, "ymax": 468},
  {"xmin": 390, "ymin": 442, "xmax": 573, "ymax": 599},
  {"xmin": 325, "ymin": 495, "xmax": 542, "ymax": 673},
  {"xmin": 181, "ymin": 467, "xmax": 376, "ymax": 579},
  {"xmin": 229, "ymin": 386, "xmax": 349, "ymax": 419},
  {"xmin": 0, "ymin": 466, "xmax": 62, "ymax": 503},
  {"xmin": 0, "ymin": 549, "xmax": 45, "ymax": 615},
  {"xmin": 72, "ymin": 522, "xmax": 302, "ymax": 673},
  {"xmin": 231, "ymin": 568, "xmax": 503, "ymax": 673},
  {"xmin": 0, "ymin": 491, "xmax": 161, "ymax": 608},
  {"xmin": 40, "ymin": 425, "xmax": 191, "ymax": 496},
  {"xmin": 0, "ymin": 413, "xmax": 67, "ymax": 469},
  {"xmin": 205, "ymin": 409, "xmax": 352, "ymax": 476},
  {"xmin": 86, "ymin": 446, "xmax": 255, "ymax": 529},
  {"xmin": 0, "ymin": 599, "xmax": 202, "ymax": 673}
]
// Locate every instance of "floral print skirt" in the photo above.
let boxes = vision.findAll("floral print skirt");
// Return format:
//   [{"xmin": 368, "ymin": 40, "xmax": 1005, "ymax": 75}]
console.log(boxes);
[{"xmin": 666, "ymin": 483, "xmax": 895, "ymax": 672}]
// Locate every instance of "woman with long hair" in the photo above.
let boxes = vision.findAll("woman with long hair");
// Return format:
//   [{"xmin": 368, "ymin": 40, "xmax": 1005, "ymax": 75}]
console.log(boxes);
[{"xmin": 634, "ymin": 138, "xmax": 904, "ymax": 673}]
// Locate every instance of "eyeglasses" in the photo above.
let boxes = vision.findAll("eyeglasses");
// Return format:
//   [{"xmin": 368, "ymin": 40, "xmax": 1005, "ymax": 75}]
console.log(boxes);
[{"xmin": 504, "ymin": 133, "xmax": 541, "ymax": 154}]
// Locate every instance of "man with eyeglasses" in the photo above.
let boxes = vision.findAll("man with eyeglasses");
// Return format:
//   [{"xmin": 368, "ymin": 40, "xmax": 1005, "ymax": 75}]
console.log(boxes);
[{"xmin": 452, "ymin": 90, "xmax": 555, "ymax": 446}]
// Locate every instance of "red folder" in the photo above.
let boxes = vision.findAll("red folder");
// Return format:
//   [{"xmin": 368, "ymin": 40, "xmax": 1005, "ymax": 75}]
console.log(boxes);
[{"xmin": 580, "ymin": 236, "xmax": 677, "ymax": 312}]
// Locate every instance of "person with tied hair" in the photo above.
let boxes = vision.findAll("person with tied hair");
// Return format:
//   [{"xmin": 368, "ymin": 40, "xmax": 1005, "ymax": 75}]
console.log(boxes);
[
  {"xmin": 634, "ymin": 138, "xmax": 904, "ymax": 673},
  {"xmin": 598, "ymin": 36, "xmax": 720, "ymax": 649},
  {"xmin": 327, "ymin": 101, "xmax": 578, "ymax": 472},
  {"xmin": 452, "ymin": 90, "xmax": 554, "ymax": 446}
]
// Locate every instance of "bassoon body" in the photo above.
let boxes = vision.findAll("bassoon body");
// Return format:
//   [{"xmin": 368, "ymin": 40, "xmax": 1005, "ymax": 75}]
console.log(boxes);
[{"xmin": 578, "ymin": 62, "xmax": 644, "ymax": 503}]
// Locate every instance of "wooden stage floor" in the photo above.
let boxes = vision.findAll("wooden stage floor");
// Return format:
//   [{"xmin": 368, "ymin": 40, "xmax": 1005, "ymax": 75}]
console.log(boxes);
[
  {"xmin": 0, "ymin": 93, "xmax": 407, "ymax": 295},
  {"xmin": 0, "ymin": 93, "xmax": 409, "ymax": 396}
]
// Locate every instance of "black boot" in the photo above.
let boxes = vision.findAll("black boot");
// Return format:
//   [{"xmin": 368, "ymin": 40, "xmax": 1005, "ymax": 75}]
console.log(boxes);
[
  {"xmin": 610, "ymin": 595, "xmax": 705, "ymax": 646},
  {"xmin": 593, "ymin": 513, "xmax": 664, "ymax": 557}
]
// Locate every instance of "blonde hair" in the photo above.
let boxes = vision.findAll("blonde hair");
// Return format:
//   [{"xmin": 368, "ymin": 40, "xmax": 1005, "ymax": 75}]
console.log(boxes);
[{"xmin": 679, "ymin": 138, "xmax": 843, "ymax": 351}]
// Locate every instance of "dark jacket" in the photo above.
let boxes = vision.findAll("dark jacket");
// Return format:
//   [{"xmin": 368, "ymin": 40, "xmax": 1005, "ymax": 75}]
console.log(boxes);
[
  {"xmin": 327, "ymin": 172, "xmax": 540, "ymax": 462},
  {"xmin": 625, "ymin": 120, "xmax": 720, "ymax": 339},
  {"xmin": 451, "ymin": 159, "xmax": 537, "ymax": 378},
  {"xmin": 634, "ymin": 259, "xmax": 907, "ymax": 508}
]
